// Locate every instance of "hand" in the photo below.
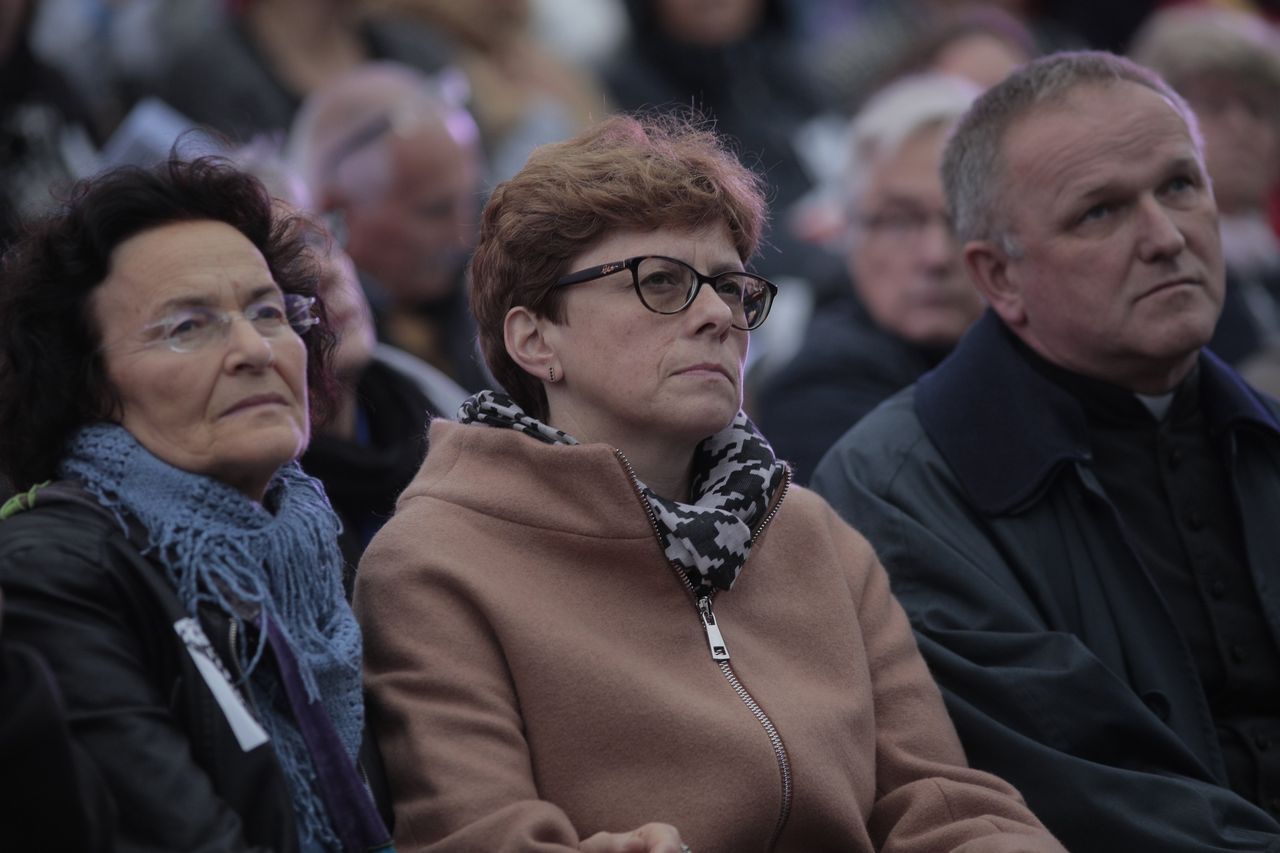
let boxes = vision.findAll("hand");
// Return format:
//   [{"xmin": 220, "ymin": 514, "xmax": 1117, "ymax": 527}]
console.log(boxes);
[{"xmin": 578, "ymin": 822, "xmax": 688, "ymax": 853}]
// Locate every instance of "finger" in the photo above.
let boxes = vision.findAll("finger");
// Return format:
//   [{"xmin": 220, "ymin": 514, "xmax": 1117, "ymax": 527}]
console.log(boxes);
[
  {"xmin": 633, "ymin": 822, "xmax": 686, "ymax": 853},
  {"xmin": 578, "ymin": 830, "xmax": 646, "ymax": 853}
]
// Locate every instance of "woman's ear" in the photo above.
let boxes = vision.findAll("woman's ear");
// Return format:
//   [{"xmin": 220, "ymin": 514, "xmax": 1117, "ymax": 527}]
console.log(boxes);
[{"xmin": 503, "ymin": 306, "xmax": 559, "ymax": 381}]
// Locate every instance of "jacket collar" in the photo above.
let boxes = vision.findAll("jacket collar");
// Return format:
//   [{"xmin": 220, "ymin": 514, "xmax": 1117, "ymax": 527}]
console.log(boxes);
[{"xmin": 915, "ymin": 311, "xmax": 1280, "ymax": 516}]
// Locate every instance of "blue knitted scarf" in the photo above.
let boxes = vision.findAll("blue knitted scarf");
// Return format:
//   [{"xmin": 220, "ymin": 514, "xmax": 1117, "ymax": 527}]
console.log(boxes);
[{"xmin": 60, "ymin": 423, "xmax": 363, "ymax": 851}]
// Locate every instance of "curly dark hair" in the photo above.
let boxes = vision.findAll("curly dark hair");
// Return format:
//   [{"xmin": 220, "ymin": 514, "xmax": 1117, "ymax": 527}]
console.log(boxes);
[{"xmin": 0, "ymin": 155, "xmax": 337, "ymax": 490}]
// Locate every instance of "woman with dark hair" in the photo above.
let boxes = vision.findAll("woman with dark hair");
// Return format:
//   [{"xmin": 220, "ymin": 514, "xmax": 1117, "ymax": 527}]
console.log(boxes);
[
  {"xmin": 354, "ymin": 114, "xmax": 1066, "ymax": 852},
  {"xmin": 0, "ymin": 157, "xmax": 390, "ymax": 851}
]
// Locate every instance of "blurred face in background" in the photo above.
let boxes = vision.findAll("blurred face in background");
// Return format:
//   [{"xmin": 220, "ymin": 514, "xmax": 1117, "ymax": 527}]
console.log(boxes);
[
  {"xmin": 316, "ymin": 239, "xmax": 377, "ymax": 384},
  {"xmin": 1179, "ymin": 72, "xmax": 1280, "ymax": 215},
  {"xmin": 342, "ymin": 122, "xmax": 481, "ymax": 306},
  {"xmin": 848, "ymin": 122, "xmax": 982, "ymax": 347},
  {"xmin": 655, "ymin": 0, "xmax": 764, "ymax": 46}
]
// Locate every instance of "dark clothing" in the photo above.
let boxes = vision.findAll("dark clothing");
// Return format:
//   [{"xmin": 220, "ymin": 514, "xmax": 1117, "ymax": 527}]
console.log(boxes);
[
  {"xmin": 365, "ymin": 271, "xmax": 489, "ymax": 395},
  {"xmin": 135, "ymin": 16, "xmax": 452, "ymax": 141},
  {"xmin": 811, "ymin": 311, "xmax": 1280, "ymax": 851},
  {"xmin": 1023, "ymin": 341, "xmax": 1280, "ymax": 808},
  {"xmin": 756, "ymin": 297, "xmax": 947, "ymax": 483},
  {"xmin": 0, "ymin": 489, "xmax": 310, "ymax": 851},
  {"xmin": 301, "ymin": 358, "xmax": 434, "ymax": 587},
  {"xmin": 0, "ymin": 41, "xmax": 99, "ymax": 249},
  {"xmin": 1210, "ymin": 268, "xmax": 1273, "ymax": 365},
  {"xmin": 601, "ymin": 0, "xmax": 831, "ymax": 284},
  {"xmin": 0, "ymin": 618, "xmax": 114, "ymax": 852}
]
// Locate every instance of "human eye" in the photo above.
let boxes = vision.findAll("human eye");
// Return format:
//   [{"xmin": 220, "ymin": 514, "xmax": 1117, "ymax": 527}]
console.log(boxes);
[
  {"xmin": 638, "ymin": 260, "xmax": 687, "ymax": 291},
  {"xmin": 158, "ymin": 308, "xmax": 216, "ymax": 347},
  {"xmin": 1078, "ymin": 202, "xmax": 1113, "ymax": 224},
  {"xmin": 246, "ymin": 300, "xmax": 291, "ymax": 333},
  {"xmin": 713, "ymin": 274, "xmax": 747, "ymax": 300},
  {"xmin": 1160, "ymin": 173, "xmax": 1198, "ymax": 198}
]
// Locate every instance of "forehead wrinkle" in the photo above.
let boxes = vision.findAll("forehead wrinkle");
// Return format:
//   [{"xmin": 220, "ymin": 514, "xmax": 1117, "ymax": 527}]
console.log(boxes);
[{"xmin": 1011, "ymin": 91, "xmax": 1197, "ymax": 215}]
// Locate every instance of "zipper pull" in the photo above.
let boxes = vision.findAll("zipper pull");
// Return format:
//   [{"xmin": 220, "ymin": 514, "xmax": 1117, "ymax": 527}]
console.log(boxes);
[{"xmin": 698, "ymin": 596, "xmax": 731, "ymax": 661}]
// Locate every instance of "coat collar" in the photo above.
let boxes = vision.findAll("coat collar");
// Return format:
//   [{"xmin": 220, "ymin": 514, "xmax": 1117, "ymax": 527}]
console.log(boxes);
[{"xmin": 915, "ymin": 311, "xmax": 1280, "ymax": 516}]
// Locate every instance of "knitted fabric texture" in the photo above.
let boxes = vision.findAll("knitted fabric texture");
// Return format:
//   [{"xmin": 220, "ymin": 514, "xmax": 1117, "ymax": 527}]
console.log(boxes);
[
  {"xmin": 60, "ymin": 423, "xmax": 362, "ymax": 850},
  {"xmin": 458, "ymin": 391, "xmax": 786, "ymax": 591}
]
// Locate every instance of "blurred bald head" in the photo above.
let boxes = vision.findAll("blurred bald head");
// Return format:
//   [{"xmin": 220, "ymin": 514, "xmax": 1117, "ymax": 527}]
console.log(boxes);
[{"xmin": 289, "ymin": 62, "xmax": 484, "ymax": 304}]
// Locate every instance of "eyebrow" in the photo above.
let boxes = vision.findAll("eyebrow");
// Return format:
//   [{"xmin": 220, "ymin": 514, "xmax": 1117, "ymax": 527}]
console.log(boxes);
[
  {"xmin": 1069, "ymin": 155, "xmax": 1202, "ymax": 205},
  {"xmin": 152, "ymin": 284, "xmax": 283, "ymax": 316}
]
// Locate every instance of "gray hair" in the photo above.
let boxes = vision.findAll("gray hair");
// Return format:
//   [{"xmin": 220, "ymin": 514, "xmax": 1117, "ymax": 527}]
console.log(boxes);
[
  {"xmin": 843, "ymin": 72, "xmax": 981, "ymax": 223},
  {"xmin": 286, "ymin": 61, "xmax": 480, "ymax": 205},
  {"xmin": 1130, "ymin": 6, "xmax": 1280, "ymax": 108},
  {"xmin": 942, "ymin": 50, "xmax": 1202, "ymax": 252},
  {"xmin": 225, "ymin": 137, "xmax": 313, "ymax": 209}
]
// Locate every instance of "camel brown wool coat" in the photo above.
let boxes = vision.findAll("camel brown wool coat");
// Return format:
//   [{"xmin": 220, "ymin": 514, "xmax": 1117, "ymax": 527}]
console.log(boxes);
[{"xmin": 354, "ymin": 419, "xmax": 1065, "ymax": 853}]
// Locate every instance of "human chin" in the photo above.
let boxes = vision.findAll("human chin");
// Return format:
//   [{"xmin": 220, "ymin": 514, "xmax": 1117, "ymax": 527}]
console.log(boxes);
[{"xmin": 209, "ymin": 424, "xmax": 308, "ymax": 492}]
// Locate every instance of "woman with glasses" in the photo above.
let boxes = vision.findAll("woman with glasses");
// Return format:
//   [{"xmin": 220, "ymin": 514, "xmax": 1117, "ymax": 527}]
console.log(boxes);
[
  {"xmin": 0, "ymin": 157, "xmax": 390, "ymax": 851},
  {"xmin": 354, "ymin": 115, "xmax": 1064, "ymax": 853}
]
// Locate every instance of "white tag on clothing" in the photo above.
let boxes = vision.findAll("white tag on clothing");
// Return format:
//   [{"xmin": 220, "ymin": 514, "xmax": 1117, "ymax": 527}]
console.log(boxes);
[{"xmin": 173, "ymin": 617, "xmax": 270, "ymax": 752}]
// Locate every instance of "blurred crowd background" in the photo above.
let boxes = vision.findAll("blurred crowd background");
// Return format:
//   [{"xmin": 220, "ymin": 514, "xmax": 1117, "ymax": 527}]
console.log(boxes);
[{"xmin": 4, "ymin": 0, "xmax": 1280, "ymax": 479}]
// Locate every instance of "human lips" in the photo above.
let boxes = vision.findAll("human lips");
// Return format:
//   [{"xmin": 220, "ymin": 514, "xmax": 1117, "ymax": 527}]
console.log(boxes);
[
  {"xmin": 675, "ymin": 362, "xmax": 735, "ymax": 382},
  {"xmin": 221, "ymin": 392, "xmax": 289, "ymax": 417},
  {"xmin": 1139, "ymin": 275, "xmax": 1203, "ymax": 300}
]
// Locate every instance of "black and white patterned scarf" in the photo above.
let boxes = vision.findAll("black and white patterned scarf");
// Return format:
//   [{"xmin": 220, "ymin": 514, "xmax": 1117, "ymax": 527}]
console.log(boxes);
[{"xmin": 458, "ymin": 391, "xmax": 787, "ymax": 592}]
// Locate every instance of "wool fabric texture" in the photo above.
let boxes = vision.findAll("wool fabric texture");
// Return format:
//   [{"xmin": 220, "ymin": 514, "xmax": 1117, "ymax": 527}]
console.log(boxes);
[
  {"xmin": 457, "ymin": 390, "xmax": 786, "ymax": 591},
  {"xmin": 59, "ymin": 423, "xmax": 362, "ymax": 850}
]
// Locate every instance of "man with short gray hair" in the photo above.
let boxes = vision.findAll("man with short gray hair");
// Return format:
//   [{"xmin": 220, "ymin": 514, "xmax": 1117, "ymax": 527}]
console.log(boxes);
[
  {"xmin": 813, "ymin": 51, "xmax": 1280, "ymax": 850},
  {"xmin": 758, "ymin": 72, "xmax": 982, "ymax": 482}
]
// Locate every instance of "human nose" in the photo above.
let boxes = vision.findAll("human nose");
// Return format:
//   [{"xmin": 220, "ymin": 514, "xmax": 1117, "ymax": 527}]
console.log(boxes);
[
  {"xmin": 223, "ymin": 313, "xmax": 275, "ymax": 370},
  {"xmin": 687, "ymin": 279, "xmax": 736, "ymax": 336},
  {"xmin": 1136, "ymin": 196, "xmax": 1187, "ymax": 262}
]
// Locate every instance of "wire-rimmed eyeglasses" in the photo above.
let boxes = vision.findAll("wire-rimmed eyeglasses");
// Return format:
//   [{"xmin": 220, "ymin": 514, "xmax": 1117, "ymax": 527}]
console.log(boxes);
[
  {"xmin": 554, "ymin": 255, "xmax": 777, "ymax": 331},
  {"xmin": 125, "ymin": 293, "xmax": 320, "ymax": 354}
]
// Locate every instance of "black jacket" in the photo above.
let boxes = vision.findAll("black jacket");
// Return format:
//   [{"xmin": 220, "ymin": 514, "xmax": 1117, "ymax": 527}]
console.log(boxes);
[
  {"xmin": 813, "ymin": 312, "xmax": 1280, "ymax": 851},
  {"xmin": 756, "ymin": 297, "xmax": 947, "ymax": 484},
  {"xmin": 0, "ymin": 487, "xmax": 302, "ymax": 852}
]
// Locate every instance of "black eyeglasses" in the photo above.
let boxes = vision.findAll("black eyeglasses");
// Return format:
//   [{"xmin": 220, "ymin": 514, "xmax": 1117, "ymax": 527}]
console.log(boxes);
[{"xmin": 554, "ymin": 255, "xmax": 777, "ymax": 331}]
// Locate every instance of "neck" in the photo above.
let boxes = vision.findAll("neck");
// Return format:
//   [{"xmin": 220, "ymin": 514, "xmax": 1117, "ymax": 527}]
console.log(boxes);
[
  {"xmin": 546, "ymin": 403, "xmax": 697, "ymax": 501},
  {"xmin": 1015, "ymin": 326, "xmax": 1199, "ymax": 395},
  {"xmin": 620, "ymin": 442, "xmax": 695, "ymax": 503}
]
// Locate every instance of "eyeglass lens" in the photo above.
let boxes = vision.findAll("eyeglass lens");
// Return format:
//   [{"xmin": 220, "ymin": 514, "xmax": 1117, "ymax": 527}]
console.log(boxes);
[
  {"xmin": 148, "ymin": 294, "xmax": 317, "ymax": 353},
  {"xmin": 633, "ymin": 257, "xmax": 771, "ymax": 329}
]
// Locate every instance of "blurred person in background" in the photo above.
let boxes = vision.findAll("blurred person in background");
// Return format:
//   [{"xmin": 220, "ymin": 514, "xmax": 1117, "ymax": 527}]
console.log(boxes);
[
  {"xmin": 600, "ymin": 0, "xmax": 837, "ymax": 288},
  {"xmin": 232, "ymin": 141, "xmax": 465, "ymax": 589},
  {"xmin": 289, "ymin": 62, "xmax": 490, "ymax": 392},
  {"xmin": 1131, "ymin": 5, "xmax": 1280, "ymax": 367},
  {"xmin": 0, "ymin": 156, "xmax": 389, "ymax": 851},
  {"xmin": 126, "ymin": 0, "xmax": 454, "ymax": 141},
  {"xmin": 0, "ymin": 0, "xmax": 100, "ymax": 249},
  {"xmin": 757, "ymin": 73, "xmax": 983, "ymax": 483},
  {"xmin": 359, "ymin": 0, "xmax": 609, "ymax": 182}
]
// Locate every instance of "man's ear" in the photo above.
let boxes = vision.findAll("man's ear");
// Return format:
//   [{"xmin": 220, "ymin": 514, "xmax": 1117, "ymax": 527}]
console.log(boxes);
[
  {"xmin": 503, "ymin": 306, "xmax": 558, "ymax": 380},
  {"xmin": 963, "ymin": 239, "xmax": 1026, "ymax": 328}
]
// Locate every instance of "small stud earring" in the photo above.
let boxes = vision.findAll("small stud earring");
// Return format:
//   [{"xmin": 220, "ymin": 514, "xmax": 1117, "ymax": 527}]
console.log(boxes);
[{"xmin": 548, "ymin": 365, "xmax": 556, "ymax": 382}]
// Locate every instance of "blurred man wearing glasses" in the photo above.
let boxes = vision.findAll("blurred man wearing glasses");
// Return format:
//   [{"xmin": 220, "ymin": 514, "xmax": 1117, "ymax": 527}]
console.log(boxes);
[{"xmin": 757, "ymin": 73, "xmax": 982, "ymax": 482}]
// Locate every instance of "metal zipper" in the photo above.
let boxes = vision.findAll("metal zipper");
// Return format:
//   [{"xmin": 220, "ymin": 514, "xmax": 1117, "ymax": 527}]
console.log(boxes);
[{"xmin": 614, "ymin": 450, "xmax": 793, "ymax": 849}]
